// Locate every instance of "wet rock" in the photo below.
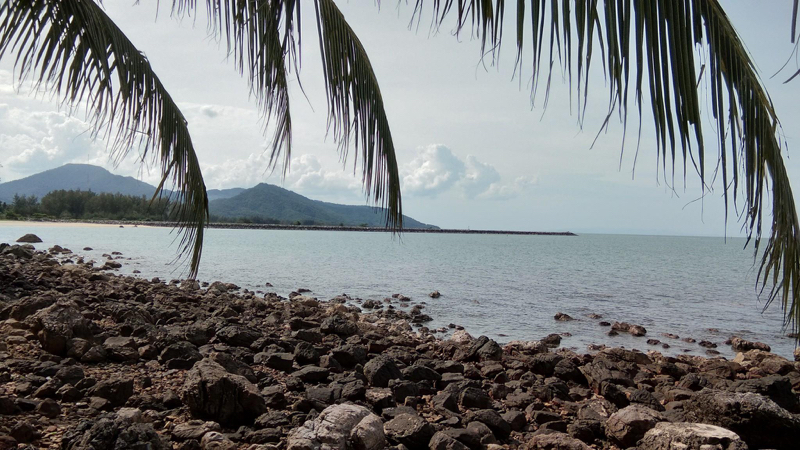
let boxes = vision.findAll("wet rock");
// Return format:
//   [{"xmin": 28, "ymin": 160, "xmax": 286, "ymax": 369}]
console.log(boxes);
[
  {"xmin": 611, "ymin": 322, "xmax": 647, "ymax": 336},
  {"xmin": 429, "ymin": 291, "xmax": 441, "ymax": 299},
  {"xmin": 554, "ymin": 312, "xmax": 574, "ymax": 321},
  {"xmin": 180, "ymin": 358, "xmax": 267, "ymax": 426},
  {"xmin": 16, "ymin": 234, "xmax": 42, "ymax": 243},
  {"xmin": 605, "ymin": 404, "xmax": 665, "ymax": 447},
  {"xmin": 638, "ymin": 422, "xmax": 747, "ymax": 450},
  {"xmin": 364, "ymin": 356, "xmax": 403, "ymax": 387},
  {"xmin": 729, "ymin": 336, "xmax": 771, "ymax": 352},
  {"xmin": 286, "ymin": 404, "xmax": 383, "ymax": 450},
  {"xmin": 541, "ymin": 333, "xmax": 562, "ymax": 347},
  {"xmin": 384, "ymin": 413, "xmax": 435, "ymax": 449}
]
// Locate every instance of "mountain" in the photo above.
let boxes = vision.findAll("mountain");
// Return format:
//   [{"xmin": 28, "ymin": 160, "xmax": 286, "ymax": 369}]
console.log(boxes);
[
  {"xmin": 0, "ymin": 164, "xmax": 157, "ymax": 202},
  {"xmin": 207, "ymin": 188, "xmax": 246, "ymax": 202},
  {"xmin": 210, "ymin": 183, "xmax": 437, "ymax": 229}
]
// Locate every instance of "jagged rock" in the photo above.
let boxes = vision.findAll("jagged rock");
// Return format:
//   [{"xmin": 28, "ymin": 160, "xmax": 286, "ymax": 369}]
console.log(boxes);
[
  {"xmin": 403, "ymin": 364, "xmax": 442, "ymax": 383},
  {"xmin": 683, "ymin": 389, "xmax": 800, "ymax": 450},
  {"xmin": 201, "ymin": 431, "xmax": 236, "ymax": 449},
  {"xmin": 28, "ymin": 300, "xmax": 92, "ymax": 356},
  {"xmin": 605, "ymin": 404, "xmax": 665, "ymax": 447},
  {"xmin": 459, "ymin": 387, "xmax": 492, "ymax": 409},
  {"xmin": 554, "ymin": 312, "xmax": 574, "ymax": 321},
  {"xmin": 10, "ymin": 420, "xmax": 40, "ymax": 444},
  {"xmin": 287, "ymin": 404, "xmax": 383, "ymax": 450},
  {"xmin": 638, "ymin": 422, "xmax": 748, "ymax": 450},
  {"xmin": 209, "ymin": 352, "xmax": 257, "ymax": 383},
  {"xmin": 180, "ymin": 358, "xmax": 266, "ymax": 426},
  {"xmin": 321, "ymin": 316, "xmax": 359, "ymax": 336},
  {"xmin": 332, "ymin": 344, "xmax": 368, "ymax": 367},
  {"xmin": 579, "ymin": 359, "xmax": 635, "ymax": 391},
  {"xmin": 364, "ymin": 356, "xmax": 403, "ymax": 388},
  {"xmin": 294, "ymin": 342, "xmax": 320, "ymax": 365},
  {"xmin": 467, "ymin": 409, "xmax": 511, "ymax": 439},
  {"xmin": 294, "ymin": 365, "xmax": 330, "ymax": 383},
  {"xmin": 103, "ymin": 336, "xmax": 139, "ymax": 362},
  {"xmin": 216, "ymin": 325, "xmax": 260, "ymax": 348},
  {"xmin": 384, "ymin": 413, "xmax": 435, "ymax": 449}
]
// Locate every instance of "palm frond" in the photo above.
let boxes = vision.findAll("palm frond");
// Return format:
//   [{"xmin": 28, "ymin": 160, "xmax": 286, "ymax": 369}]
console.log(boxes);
[
  {"xmin": 170, "ymin": 0, "xmax": 403, "ymax": 229},
  {"xmin": 412, "ymin": 0, "xmax": 800, "ymax": 334},
  {"xmin": 0, "ymin": 0, "xmax": 208, "ymax": 277}
]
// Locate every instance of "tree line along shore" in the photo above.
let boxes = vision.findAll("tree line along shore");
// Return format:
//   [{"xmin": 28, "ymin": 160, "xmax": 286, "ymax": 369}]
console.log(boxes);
[{"xmin": 0, "ymin": 238, "xmax": 797, "ymax": 448}]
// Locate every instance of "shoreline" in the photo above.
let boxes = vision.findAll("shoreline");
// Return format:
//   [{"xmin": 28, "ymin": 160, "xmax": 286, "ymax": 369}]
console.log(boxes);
[
  {"xmin": 0, "ymin": 218, "xmax": 577, "ymax": 236},
  {"xmin": 0, "ymin": 241, "xmax": 798, "ymax": 448}
]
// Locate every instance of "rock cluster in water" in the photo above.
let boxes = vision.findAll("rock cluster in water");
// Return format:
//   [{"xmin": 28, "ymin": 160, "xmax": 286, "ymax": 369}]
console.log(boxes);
[{"xmin": 0, "ymin": 241, "xmax": 799, "ymax": 449}]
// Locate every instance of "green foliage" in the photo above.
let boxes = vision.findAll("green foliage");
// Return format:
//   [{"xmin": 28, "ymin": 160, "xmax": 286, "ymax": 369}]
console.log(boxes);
[{"xmin": 36, "ymin": 190, "xmax": 174, "ymax": 221}]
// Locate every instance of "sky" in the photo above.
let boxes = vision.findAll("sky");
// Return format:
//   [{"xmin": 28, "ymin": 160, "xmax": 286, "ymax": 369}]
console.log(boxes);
[{"xmin": 1, "ymin": 1, "xmax": 800, "ymax": 236}]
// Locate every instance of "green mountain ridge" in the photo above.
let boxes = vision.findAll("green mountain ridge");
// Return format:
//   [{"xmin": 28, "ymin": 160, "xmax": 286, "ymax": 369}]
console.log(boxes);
[
  {"xmin": 0, "ymin": 164, "xmax": 157, "ymax": 202},
  {"xmin": 209, "ymin": 183, "xmax": 437, "ymax": 229},
  {"xmin": 0, "ymin": 164, "xmax": 437, "ymax": 228}
]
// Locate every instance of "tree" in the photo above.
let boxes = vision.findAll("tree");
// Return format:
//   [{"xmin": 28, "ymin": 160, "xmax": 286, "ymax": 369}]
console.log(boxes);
[{"xmin": 2, "ymin": 1, "xmax": 800, "ymax": 333}]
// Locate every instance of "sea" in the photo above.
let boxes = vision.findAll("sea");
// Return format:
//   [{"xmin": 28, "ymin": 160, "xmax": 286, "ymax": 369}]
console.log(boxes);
[{"xmin": 1, "ymin": 222, "xmax": 796, "ymax": 360}]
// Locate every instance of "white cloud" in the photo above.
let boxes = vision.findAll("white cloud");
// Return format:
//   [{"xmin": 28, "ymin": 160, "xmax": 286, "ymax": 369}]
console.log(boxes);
[
  {"xmin": 201, "ymin": 152, "xmax": 365, "ymax": 202},
  {"xmin": 401, "ymin": 144, "xmax": 535, "ymax": 199},
  {"xmin": 0, "ymin": 103, "xmax": 107, "ymax": 178},
  {"xmin": 402, "ymin": 144, "xmax": 465, "ymax": 196}
]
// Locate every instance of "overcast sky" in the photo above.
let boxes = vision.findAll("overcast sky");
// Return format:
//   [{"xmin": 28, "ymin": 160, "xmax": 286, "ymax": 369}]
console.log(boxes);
[{"xmin": 1, "ymin": 1, "xmax": 799, "ymax": 236}]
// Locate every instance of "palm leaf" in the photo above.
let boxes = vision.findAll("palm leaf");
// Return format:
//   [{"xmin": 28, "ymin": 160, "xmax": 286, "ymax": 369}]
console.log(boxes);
[
  {"xmin": 412, "ymin": 0, "xmax": 800, "ymax": 334},
  {"xmin": 170, "ymin": 0, "xmax": 403, "ymax": 229},
  {"xmin": 0, "ymin": 0, "xmax": 208, "ymax": 277}
]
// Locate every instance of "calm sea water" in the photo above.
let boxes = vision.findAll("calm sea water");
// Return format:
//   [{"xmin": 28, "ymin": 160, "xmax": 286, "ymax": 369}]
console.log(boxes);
[{"xmin": 1, "ymin": 223, "xmax": 795, "ymax": 360}]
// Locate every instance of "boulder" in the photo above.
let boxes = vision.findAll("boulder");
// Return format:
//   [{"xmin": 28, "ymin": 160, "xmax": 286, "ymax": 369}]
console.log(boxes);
[
  {"xmin": 579, "ymin": 359, "xmax": 635, "ymax": 391},
  {"xmin": 363, "ymin": 356, "xmax": 403, "ymax": 388},
  {"xmin": 638, "ymin": 422, "xmax": 748, "ymax": 450},
  {"xmin": 180, "ymin": 358, "xmax": 266, "ymax": 426},
  {"xmin": 429, "ymin": 431, "xmax": 470, "ymax": 450},
  {"xmin": 384, "ymin": 413, "xmax": 435, "ymax": 449},
  {"xmin": 16, "ymin": 234, "xmax": 42, "ymax": 243},
  {"xmin": 88, "ymin": 377, "xmax": 134, "ymax": 408},
  {"xmin": 28, "ymin": 300, "xmax": 92, "ymax": 356},
  {"xmin": 683, "ymin": 388, "xmax": 800, "ymax": 450},
  {"xmin": 287, "ymin": 404, "xmax": 384, "ymax": 450},
  {"xmin": 605, "ymin": 404, "xmax": 665, "ymax": 447}
]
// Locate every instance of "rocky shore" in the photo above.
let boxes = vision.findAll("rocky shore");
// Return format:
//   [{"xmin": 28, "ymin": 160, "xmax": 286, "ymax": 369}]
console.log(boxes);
[{"xmin": 0, "ymin": 240, "xmax": 799, "ymax": 449}]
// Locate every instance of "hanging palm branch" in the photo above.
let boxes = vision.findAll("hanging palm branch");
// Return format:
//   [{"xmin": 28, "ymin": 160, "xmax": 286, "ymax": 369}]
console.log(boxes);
[
  {"xmin": 0, "ymin": 0, "xmax": 404, "ymax": 277},
  {"xmin": 0, "ymin": 0, "xmax": 208, "ymax": 277},
  {"xmin": 406, "ymin": 0, "xmax": 799, "ymax": 333}
]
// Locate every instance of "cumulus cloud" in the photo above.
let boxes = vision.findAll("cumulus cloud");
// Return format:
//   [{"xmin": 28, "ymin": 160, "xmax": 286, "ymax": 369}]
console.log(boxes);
[
  {"xmin": 401, "ymin": 144, "xmax": 536, "ymax": 199},
  {"xmin": 202, "ymin": 152, "xmax": 364, "ymax": 202},
  {"xmin": 0, "ymin": 104, "xmax": 107, "ymax": 178}
]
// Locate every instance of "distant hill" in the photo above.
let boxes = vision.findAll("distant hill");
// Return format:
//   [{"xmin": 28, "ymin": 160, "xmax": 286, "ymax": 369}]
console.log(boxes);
[
  {"xmin": 0, "ymin": 164, "xmax": 157, "ymax": 202},
  {"xmin": 1, "ymin": 164, "xmax": 437, "ymax": 228},
  {"xmin": 210, "ymin": 183, "xmax": 437, "ymax": 229},
  {"xmin": 207, "ymin": 188, "xmax": 246, "ymax": 202}
]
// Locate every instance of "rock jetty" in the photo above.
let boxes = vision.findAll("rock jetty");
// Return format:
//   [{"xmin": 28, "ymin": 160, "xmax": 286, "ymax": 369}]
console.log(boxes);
[{"xmin": 0, "ymin": 241, "xmax": 799, "ymax": 449}]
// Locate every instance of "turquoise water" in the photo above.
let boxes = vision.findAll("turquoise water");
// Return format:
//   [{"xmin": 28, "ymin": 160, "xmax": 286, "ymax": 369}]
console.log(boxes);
[{"xmin": 1, "ymin": 223, "xmax": 794, "ymax": 359}]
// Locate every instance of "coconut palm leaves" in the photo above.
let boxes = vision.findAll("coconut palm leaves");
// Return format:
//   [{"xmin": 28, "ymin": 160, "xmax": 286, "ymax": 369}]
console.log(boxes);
[
  {"xmin": 0, "ymin": 0, "xmax": 209, "ymax": 276},
  {"xmin": 415, "ymin": 0, "xmax": 800, "ymax": 332},
  {"xmin": 0, "ymin": 0, "xmax": 403, "ymax": 277}
]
